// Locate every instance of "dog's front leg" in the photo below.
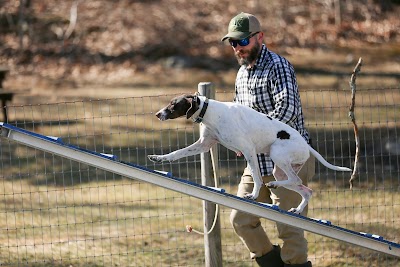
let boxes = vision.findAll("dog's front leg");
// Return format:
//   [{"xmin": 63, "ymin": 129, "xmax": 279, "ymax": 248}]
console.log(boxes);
[
  {"xmin": 241, "ymin": 151, "xmax": 263, "ymax": 201},
  {"xmin": 148, "ymin": 136, "xmax": 216, "ymax": 163}
]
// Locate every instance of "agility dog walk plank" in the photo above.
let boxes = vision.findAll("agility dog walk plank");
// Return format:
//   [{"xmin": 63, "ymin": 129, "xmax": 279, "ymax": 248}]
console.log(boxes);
[{"xmin": 0, "ymin": 123, "xmax": 398, "ymax": 258}]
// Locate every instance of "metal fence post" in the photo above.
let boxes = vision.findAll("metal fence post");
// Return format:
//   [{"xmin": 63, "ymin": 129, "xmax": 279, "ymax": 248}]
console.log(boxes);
[{"xmin": 198, "ymin": 82, "xmax": 222, "ymax": 267}]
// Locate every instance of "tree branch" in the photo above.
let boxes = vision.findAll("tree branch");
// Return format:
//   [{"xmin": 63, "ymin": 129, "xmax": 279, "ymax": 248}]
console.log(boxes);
[
  {"xmin": 348, "ymin": 57, "xmax": 363, "ymax": 189},
  {"xmin": 64, "ymin": 0, "xmax": 80, "ymax": 40}
]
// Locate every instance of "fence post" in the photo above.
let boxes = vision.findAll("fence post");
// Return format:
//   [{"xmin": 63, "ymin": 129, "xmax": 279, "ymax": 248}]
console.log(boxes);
[{"xmin": 198, "ymin": 82, "xmax": 223, "ymax": 267}]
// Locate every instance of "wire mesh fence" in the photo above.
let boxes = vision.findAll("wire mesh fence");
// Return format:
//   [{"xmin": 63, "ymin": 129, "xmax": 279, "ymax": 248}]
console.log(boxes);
[{"xmin": 0, "ymin": 87, "xmax": 399, "ymax": 266}]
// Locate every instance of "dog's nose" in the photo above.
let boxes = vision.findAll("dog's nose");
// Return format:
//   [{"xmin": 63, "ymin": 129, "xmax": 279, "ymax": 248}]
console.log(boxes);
[{"xmin": 155, "ymin": 111, "xmax": 161, "ymax": 119}]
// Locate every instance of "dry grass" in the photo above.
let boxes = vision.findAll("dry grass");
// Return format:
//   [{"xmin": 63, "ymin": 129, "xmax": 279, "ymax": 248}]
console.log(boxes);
[
  {"xmin": 1, "ymin": 178, "xmax": 399, "ymax": 266},
  {"xmin": 1, "ymin": 88, "xmax": 399, "ymax": 266}
]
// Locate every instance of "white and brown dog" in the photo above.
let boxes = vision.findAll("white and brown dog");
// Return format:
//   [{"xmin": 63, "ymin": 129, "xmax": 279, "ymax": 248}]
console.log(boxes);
[{"xmin": 148, "ymin": 94, "xmax": 351, "ymax": 214}]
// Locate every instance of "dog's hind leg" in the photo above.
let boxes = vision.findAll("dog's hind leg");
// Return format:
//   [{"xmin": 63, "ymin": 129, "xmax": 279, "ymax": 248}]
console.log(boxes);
[
  {"xmin": 267, "ymin": 163, "xmax": 303, "ymax": 188},
  {"xmin": 267, "ymin": 163, "xmax": 312, "ymax": 214},
  {"xmin": 283, "ymin": 183, "xmax": 313, "ymax": 214}
]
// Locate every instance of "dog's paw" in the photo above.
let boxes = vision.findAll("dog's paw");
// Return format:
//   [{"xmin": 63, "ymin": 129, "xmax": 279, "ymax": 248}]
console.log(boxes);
[
  {"xmin": 266, "ymin": 181, "xmax": 278, "ymax": 189},
  {"xmin": 148, "ymin": 155, "xmax": 165, "ymax": 163},
  {"xmin": 243, "ymin": 193, "xmax": 256, "ymax": 201},
  {"xmin": 288, "ymin": 207, "xmax": 302, "ymax": 214}
]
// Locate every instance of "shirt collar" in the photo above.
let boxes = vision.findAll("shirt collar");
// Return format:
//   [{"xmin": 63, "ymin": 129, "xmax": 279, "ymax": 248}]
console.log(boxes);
[{"xmin": 252, "ymin": 44, "xmax": 269, "ymax": 70}]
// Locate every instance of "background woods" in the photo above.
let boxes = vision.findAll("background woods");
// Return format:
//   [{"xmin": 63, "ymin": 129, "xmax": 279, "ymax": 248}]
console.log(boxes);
[{"xmin": 0, "ymin": 0, "xmax": 399, "ymax": 91}]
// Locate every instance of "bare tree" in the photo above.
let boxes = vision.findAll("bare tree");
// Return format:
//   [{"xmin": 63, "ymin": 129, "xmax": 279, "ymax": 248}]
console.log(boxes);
[
  {"xmin": 334, "ymin": 0, "xmax": 341, "ymax": 26},
  {"xmin": 18, "ymin": 0, "xmax": 31, "ymax": 50},
  {"xmin": 64, "ymin": 0, "xmax": 80, "ymax": 40}
]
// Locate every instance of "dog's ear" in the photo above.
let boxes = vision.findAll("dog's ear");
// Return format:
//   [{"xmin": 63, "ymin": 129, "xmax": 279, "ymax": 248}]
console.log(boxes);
[{"xmin": 185, "ymin": 95, "xmax": 199, "ymax": 119}]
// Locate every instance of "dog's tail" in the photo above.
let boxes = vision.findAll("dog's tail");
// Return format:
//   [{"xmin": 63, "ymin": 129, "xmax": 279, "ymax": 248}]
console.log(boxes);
[{"xmin": 308, "ymin": 145, "xmax": 352, "ymax": 172}]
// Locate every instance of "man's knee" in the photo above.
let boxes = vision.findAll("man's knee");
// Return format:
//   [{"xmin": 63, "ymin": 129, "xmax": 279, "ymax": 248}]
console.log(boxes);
[
  {"xmin": 230, "ymin": 209, "xmax": 252, "ymax": 227},
  {"xmin": 230, "ymin": 209, "xmax": 261, "ymax": 232}
]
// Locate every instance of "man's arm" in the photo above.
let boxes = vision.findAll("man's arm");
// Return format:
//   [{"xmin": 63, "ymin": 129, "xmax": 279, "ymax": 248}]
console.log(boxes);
[{"xmin": 268, "ymin": 63, "xmax": 300, "ymax": 125}]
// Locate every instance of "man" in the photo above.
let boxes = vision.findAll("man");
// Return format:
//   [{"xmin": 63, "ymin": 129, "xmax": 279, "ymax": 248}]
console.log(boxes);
[{"xmin": 221, "ymin": 12, "xmax": 315, "ymax": 267}]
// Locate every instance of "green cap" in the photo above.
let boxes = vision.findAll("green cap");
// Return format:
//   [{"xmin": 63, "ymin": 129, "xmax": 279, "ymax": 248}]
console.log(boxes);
[{"xmin": 221, "ymin": 12, "xmax": 261, "ymax": 41}]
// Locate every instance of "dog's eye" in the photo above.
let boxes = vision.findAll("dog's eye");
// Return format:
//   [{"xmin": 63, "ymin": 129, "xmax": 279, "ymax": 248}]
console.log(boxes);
[{"xmin": 167, "ymin": 104, "xmax": 175, "ymax": 112}]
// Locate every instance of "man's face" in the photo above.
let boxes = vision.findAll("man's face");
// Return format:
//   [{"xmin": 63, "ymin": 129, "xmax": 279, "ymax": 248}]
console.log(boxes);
[{"xmin": 231, "ymin": 34, "xmax": 261, "ymax": 67}]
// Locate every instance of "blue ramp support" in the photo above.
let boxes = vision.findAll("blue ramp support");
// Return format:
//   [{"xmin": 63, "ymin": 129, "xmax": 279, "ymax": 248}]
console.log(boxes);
[{"xmin": 0, "ymin": 123, "xmax": 399, "ymax": 258}]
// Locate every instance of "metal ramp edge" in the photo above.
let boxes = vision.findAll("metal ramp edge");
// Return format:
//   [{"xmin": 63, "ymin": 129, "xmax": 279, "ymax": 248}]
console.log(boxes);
[{"xmin": 0, "ymin": 122, "xmax": 398, "ymax": 258}]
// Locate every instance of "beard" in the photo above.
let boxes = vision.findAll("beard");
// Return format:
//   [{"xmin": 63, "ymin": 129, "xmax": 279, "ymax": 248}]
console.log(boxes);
[{"xmin": 235, "ymin": 41, "xmax": 261, "ymax": 67}]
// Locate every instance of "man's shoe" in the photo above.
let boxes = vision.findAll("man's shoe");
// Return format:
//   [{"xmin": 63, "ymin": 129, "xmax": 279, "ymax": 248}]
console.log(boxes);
[
  {"xmin": 284, "ymin": 261, "xmax": 312, "ymax": 267},
  {"xmin": 255, "ymin": 245, "xmax": 284, "ymax": 267}
]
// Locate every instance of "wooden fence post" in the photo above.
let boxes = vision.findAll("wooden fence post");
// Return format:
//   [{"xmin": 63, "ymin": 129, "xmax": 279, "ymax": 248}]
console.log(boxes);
[{"xmin": 198, "ymin": 82, "xmax": 222, "ymax": 267}]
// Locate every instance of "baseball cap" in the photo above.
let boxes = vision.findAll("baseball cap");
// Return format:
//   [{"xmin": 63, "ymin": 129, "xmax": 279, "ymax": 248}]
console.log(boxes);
[{"xmin": 221, "ymin": 12, "xmax": 261, "ymax": 41}]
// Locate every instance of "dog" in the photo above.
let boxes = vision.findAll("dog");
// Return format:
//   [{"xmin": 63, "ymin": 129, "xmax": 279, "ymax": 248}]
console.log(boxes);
[{"xmin": 148, "ymin": 94, "xmax": 351, "ymax": 214}]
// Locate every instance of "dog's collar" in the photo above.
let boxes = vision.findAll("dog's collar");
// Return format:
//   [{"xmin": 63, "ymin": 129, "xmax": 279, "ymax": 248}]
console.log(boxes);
[{"xmin": 192, "ymin": 96, "xmax": 209, "ymax": 124}]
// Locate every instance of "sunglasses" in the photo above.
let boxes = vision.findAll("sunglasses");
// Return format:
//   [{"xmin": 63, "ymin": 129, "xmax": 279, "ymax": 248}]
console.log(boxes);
[{"xmin": 229, "ymin": 32, "xmax": 258, "ymax": 48}]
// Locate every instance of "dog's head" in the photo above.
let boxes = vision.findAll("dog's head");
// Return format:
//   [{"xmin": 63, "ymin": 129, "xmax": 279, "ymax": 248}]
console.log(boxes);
[{"xmin": 155, "ymin": 94, "xmax": 200, "ymax": 121}]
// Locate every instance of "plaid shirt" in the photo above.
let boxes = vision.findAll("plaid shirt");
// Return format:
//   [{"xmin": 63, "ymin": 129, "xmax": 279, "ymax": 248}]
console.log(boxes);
[{"xmin": 234, "ymin": 44, "xmax": 310, "ymax": 176}]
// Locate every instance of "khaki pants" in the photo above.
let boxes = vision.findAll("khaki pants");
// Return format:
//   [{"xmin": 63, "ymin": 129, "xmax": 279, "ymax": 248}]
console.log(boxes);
[{"xmin": 230, "ymin": 155, "xmax": 315, "ymax": 264}]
